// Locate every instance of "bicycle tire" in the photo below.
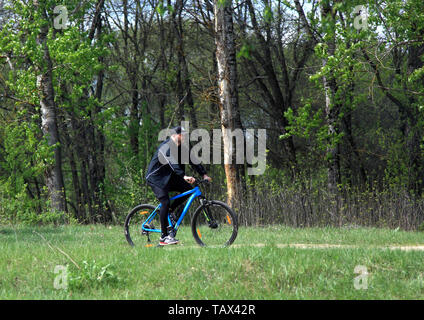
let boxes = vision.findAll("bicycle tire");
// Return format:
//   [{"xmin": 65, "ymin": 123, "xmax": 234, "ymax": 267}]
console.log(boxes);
[{"xmin": 191, "ymin": 200, "xmax": 238, "ymax": 247}]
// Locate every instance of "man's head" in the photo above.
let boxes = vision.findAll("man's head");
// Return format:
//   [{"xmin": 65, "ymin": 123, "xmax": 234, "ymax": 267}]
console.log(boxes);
[{"xmin": 170, "ymin": 126, "xmax": 186, "ymax": 146}]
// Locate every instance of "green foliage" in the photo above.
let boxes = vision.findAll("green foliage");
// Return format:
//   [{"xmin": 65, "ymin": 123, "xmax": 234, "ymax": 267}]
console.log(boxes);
[
  {"xmin": 68, "ymin": 260, "xmax": 121, "ymax": 291},
  {"xmin": 217, "ymin": 0, "xmax": 232, "ymax": 8},
  {"xmin": 0, "ymin": 185, "xmax": 40, "ymax": 224},
  {"xmin": 287, "ymin": 3, "xmax": 370, "ymax": 169},
  {"xmin": 1, "ymin": 0, "xmax": 424, "ymax": 226},
  {"xmin": 0, "ymin": 118, "xmax": 51, "ymax": 223},
  {"xmin": 282, "ymin": 101, "xmax": 325, "ymax": 147},
  {"xmin": 263, "ymin": 5, "xmax": 274, "ymax": 24},
  {"xmin": 156, "ymin": 1, "xmax": 173, "ymax": 16},
  {"xmin": 237, "ymin": 42, "xmax": 253, "ymax": 60},
  {"xmin": 0, "ymin": 0, "xmax": 114, "ymax": 224}
]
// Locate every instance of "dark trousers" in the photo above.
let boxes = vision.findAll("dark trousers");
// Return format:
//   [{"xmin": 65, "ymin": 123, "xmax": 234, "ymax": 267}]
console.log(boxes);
[{"xmin": 148, "ymin": 175, "xmax": 192, "ymax": 237}]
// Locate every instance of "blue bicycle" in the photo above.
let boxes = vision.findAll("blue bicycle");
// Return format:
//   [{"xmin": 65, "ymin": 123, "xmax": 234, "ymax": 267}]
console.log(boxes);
[{"xmin": 124, "ymin": 180, "xmax": 238, "ymax": 247}]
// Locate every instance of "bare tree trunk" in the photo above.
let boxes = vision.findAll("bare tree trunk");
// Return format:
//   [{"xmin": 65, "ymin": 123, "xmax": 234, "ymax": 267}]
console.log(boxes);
[
  {"xmin": 129, "ymin": 79, "xmax": 140, "ymax": 156},
  {"xmin": 71, "ymin": 117, "xmax": 92, "ymax": 222},
  {"xmin": 34, "ymin": 0, "xmax": 66, "ymax": 215},
  {"xmin": 171, "ymin": 0, "xmax": 198, "ymax": 127},
  {"xmin": 214, "ymin": 0, "xmax": 243, "ymax": 209},
  {"xmin": 58, "ymin": 95, "xmax": 84, "ymax": 220},
  {"xmin": 320, "ymin": 1, "xmax": 341, "ymax": 221},
  {"xmin": 320, "ymin": 2, "xmax": 341, "ymax": 194},
  {"xmin": 157, "ymin": 5, "xmax": 168, "ymax": 128},
  {"xmin": 323, "ymin": 72, "xmax": 341, "ymax": 195}
]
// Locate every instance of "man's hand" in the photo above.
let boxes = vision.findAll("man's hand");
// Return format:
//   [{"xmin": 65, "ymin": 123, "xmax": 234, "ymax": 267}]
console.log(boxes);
[
  {"xmin": 184, "ymin": 175, "xmax": 196, "ymax": 184},
  {"xmin": 203, "ymin": 174, "xmax": 212, "ymax": 182}
]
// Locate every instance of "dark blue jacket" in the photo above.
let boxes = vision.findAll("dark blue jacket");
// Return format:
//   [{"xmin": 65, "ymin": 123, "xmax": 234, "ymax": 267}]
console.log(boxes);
[{"xmin": 145, "ymin": 138, "xmax": 207, "ymax": 189}]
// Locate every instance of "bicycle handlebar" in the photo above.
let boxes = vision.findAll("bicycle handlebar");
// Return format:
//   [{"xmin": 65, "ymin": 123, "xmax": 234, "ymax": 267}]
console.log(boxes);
[{"xmin": 193, "ymin": 179, "xmax": 211, "ymax": 186}]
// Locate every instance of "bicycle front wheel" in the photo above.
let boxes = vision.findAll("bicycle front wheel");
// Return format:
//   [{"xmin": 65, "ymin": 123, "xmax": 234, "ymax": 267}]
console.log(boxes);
[{"xmin": 191, "ymin": 200, "xmax": 238, "ymax": 247}]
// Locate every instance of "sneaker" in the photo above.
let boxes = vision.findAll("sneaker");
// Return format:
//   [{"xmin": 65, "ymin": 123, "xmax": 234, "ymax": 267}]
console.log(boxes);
[{"xmin": 159, "ymin": 235, "xmax": 180, "ymax": 246}]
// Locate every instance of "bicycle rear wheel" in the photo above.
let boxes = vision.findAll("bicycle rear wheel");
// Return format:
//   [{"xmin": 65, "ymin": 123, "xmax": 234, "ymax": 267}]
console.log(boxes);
[
  {"xmin": 124, "ymin": 204, "xmax": 159, "ymax": 247},
  {"xmin": 191, "ymin": 200, "xmax": 238, "ymax": 247}
]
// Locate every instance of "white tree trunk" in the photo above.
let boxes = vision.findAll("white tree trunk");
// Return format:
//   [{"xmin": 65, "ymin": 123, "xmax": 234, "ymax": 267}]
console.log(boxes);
[
  {"xmin": 34, "ymin": 0, "xmax": 66, "ymax": 214},
  {"xmin": 214, "ymin": 0, "xmax": 243, "ymax": 208}
]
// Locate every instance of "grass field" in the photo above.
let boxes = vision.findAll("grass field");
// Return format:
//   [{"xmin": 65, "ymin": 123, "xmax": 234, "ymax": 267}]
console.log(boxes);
[{"xmin": 1, "ymin": 224, "xmax": 424, "ymax": 299}]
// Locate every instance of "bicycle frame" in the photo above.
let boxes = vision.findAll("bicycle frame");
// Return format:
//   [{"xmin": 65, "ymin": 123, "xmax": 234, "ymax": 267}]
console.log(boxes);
[{"xmin": 141, "ymin": 186, "xmax": 203, "ymax": 233}]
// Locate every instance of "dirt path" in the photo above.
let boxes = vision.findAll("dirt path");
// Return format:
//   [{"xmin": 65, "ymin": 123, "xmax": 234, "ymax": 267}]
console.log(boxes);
[
  {"xmin": 166, "ymin": 243, "xmax": 424, "ymax": 251},
  {"xmin": 229, "ymin": 243, "xmax": 424, "ymax": 251}
]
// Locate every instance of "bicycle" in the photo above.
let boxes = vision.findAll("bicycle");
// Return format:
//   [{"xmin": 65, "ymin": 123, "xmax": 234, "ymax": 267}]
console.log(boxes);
[{"xmin": 124, "ymin": 179, "xmax": 238, "ymax": 247}]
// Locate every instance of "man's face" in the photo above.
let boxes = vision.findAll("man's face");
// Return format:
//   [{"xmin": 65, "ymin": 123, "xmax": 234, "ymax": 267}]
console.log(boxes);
[{"xmin": 173, "ymin": 133, "xmax": 183, "ymax": 146}]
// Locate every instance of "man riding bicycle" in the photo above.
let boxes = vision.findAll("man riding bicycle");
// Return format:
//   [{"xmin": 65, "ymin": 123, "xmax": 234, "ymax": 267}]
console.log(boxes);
[{"xmin": 145, "ymin": 126, "xmax": 212, "ymax": 246}]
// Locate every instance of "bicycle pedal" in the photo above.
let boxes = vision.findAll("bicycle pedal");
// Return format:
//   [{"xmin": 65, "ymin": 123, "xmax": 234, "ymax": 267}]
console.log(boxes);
[{"xmin": 142, "ymin": 223, "xmax": 155, "ymax": 234}]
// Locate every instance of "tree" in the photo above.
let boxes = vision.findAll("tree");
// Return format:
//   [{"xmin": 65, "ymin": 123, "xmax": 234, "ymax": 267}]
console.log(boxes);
[
  {"xmin": 362, "ymin": 0, "xmax": 424, "ymax": 195},
  {"xmin": 34, "ymin": 0, "xmax": 67, "ymax": 215},
  {"xmin": 214, "ymin": 0, "xmax": 244, "ymax": 208}
]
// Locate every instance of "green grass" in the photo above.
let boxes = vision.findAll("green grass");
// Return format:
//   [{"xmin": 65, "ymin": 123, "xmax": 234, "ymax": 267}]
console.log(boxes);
[{"xmin": 0, "ymin": 224, "xmax": 423, "ymax": 299}]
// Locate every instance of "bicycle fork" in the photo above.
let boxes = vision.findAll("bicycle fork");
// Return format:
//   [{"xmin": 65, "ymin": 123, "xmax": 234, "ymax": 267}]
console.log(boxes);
[{"xmin": 200, "ymin": 200, "xmax": 218, "ymax": 229}]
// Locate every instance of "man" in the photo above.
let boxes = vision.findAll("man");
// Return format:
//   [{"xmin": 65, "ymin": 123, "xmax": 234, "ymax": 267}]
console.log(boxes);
[{"xmin": 145, "ymin": 126, "xmax": 212, "ymax": 246}]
